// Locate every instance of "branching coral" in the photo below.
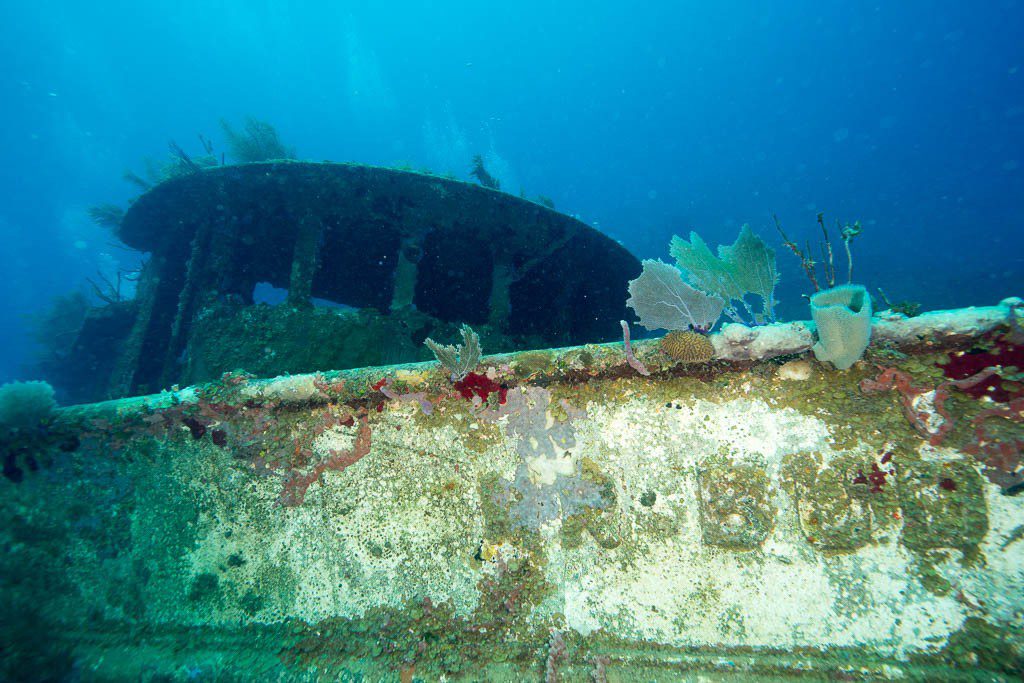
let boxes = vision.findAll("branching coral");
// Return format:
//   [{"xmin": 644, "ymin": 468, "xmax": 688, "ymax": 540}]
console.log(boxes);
[
  {"xmin": 470, "ymin": 155, "xmax": 500, "ymax": 190},
  {"xmin": 220, "ymin": 117, "xmax": 295, "ymax": 163},
  {"xmin": 83, "ymin": 372, "xmax": 372, "ymax": 506},
  {"xmin": 277, "ymin": 414, "xmax": 373, "ymax": 506},
  {"xmin": 861, "ymin": 366, "xmax": 1023, "ymax": 492},
  {"xmin": 774, "ymin": 212, "xmax": 862, "ymax": 293},
  {"xmin": 87, "ymin": 204, "xmax": 124, "ymax": 229},
  {"xmin": 963, "ymin": 398, "xmax": 1024, "ymax": 493},
  {"xmin": 860, "ymin": 367, "xmax": 999, "ymax": 445}
]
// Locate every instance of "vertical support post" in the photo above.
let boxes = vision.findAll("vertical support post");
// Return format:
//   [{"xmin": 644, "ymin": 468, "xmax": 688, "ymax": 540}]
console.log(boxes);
[
  {"xmin": 159, "ymin": 219, "xmax": 214, "ymax": 388},
  {"xmin": 288, "ymin": 211, "xmax": 322, "ymax": 308},
  {"xmin": 107, "ymin": 255, "xmax": 165, "ymax": 398},
  {"xmin": 487, "ymin": 257, "xmax": 514, "ymax": 331},
  {"xmin": 389, "ymin": 235, "xmax": 422, "ymax": 311}
]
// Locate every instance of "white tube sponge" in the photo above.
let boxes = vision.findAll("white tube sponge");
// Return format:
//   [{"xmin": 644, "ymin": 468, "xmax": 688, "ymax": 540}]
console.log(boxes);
[{"xmin": 810, "ymin": 284, "xmax": 872, "ymax": 370}]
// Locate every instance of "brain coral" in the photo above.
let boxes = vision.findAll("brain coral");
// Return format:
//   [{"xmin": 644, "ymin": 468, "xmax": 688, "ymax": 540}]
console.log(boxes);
[{"xmin": 660, "ymin": 331, "xmax": 715, "ymax": 363}]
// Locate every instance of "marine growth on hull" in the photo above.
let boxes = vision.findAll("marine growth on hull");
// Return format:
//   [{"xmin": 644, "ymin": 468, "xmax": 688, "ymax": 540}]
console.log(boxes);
[{"xmin": 2, "ymin": 293, "xmax": 1023, "ymax": 680}]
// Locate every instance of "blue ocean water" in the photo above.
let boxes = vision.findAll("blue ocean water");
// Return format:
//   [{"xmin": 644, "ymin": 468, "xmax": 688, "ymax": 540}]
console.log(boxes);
[{"xmin": 1, "ymin": 1, "xmax": 1022, "ymax": 385}]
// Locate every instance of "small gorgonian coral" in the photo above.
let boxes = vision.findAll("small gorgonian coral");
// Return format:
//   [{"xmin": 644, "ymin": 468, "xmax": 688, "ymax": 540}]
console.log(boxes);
[{"xmin": 425, "ymin": 324, "xmax": 482, "ymax": 381}]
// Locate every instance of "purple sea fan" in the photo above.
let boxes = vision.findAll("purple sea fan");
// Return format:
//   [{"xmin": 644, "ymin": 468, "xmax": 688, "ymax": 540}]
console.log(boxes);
[{"xmin": 627, "ymin": 259, "xmax": 725, "ymax": 332}]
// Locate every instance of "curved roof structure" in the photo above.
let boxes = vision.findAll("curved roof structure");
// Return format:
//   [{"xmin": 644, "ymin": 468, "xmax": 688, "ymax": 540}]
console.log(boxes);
[
  {"xmin": 104, "ymin": 162, "xmax": 640, "ymax": 397},
  {"xmin": 120, "ymin": 161, "xmax": 639, "ymax": 338}
]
